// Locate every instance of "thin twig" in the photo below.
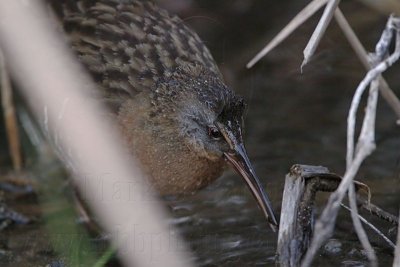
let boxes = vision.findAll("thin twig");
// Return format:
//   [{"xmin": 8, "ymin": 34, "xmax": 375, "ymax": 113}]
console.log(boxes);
[
  {"xmin": 0, "ymin": 50, "xmax": 22, "ymax": 171},
  {"xmin": 347, "ymin": 72, "xmax": 379, "ymax": 265},
  {"xmin": 301, "ymin": 0, "xmax": 341, "ymax": 69},
  {"xmin": 341, "ymin": 203, "xmax": 396, "ymax": 249},
  {"xmin": 348, "ymin": 183, "xmax": 378, "ymax": 266},
  {"xmin": 334, "ymin": 8, "xmax": 400, "ymax": 120},
  {"xmin": 358, "ymin": 197, "xmax": 399, "ymax": 225},
  {"xmin": 347, "ymin": 17, "xmax": 400, "ymax": 165},
  {"xmin": 301, "ymin": 16, "xmax": 400, "ymax": 267},
  {"xmin": 246, "ymin": 0, "xmax": 328, "ymax": 68},
  {"xmin": 393, "ymin": 210, "xmax": 400, "ymax": 267},
  {"xmin": 349, "ymin": 76, "xmax": 396, "ymax": 261},
  {"xmin": 301, "ymin": 142, "xmax": 374, "ymax": 267},
  {"xmin": 345, "ymin": 64, "xmax": 376, "ymax": 167}
]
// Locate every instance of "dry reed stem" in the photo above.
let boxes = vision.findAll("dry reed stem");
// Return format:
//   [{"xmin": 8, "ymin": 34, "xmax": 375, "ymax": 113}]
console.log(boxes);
[
  {"xmin": 246, "ymin": 0, "xmax": 328, "ymax": 68},
  {"xmin": 341, "ymin": 203, "xmax": 396, "ymax": 248},
  {"xmin": 301, "ymin": 15, "xmax": 400, "ymax": 267},
  {"xmin": 0, "ymin": 50, "xmax": 22, "ymax": 171},
  {"xmin": 0, "ymin": 1, "xmax": 193, "ymax": 267},
  {"xmin": 334, "ymin": 8, "xmax": 400, "ymax": 120},
  {"xmin": 394, "ymin": 210, "xmax": 400, "ymax": 267},
  {"xmin": 301, "ymin": 0, "xmax": 341, "ymax": 69},
  {"xmin": 349, "ymin": 182, "xmax": 377, "ymax": 265},
  {"xmin": 246, "ymin": 3, "xmax": 400, "ymax": 265},
  {"xmin": 247, "ymin": 2, "xmax": 400, "ymax": 120},
  {"xmin": 347, "ymin": 77, "xmax": 380, "ymax": 267}
]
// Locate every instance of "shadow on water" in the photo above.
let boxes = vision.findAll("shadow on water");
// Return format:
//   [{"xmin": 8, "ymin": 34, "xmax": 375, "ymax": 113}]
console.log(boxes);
[{"xmin": 0, "ymin": 0, "xmax": 399, "ymax": 266}]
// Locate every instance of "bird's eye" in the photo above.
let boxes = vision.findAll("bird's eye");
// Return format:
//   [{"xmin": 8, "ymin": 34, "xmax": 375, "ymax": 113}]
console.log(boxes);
[{"xmin": 208, "ymin": 126, "xmax": 222, "ymax": 140}]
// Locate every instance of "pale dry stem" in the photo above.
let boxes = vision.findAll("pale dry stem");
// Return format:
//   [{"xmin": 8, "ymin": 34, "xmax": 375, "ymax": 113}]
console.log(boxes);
[
  {"xmin": 341, "ymin": 203, "xmax": 396, "ymax": 249},
  {"xmin": 0, "ymin": 50, "xmax": 22, "ymax": 171},
  {"xmin": 246, "ymin": 0, "xmax": 328, "ymax": 68},
  {"xmin": 301, "ymin": 15, "xmax": 400, "ymax": 267},
  {"xmin": 394, "ymin": 210, "xmax": 400, "ymax": 267},
  {"xmin": 334, "ymin": 8, "xmax": 400, "ymax": 121},
  {"xmin": 301, "ymin": 0, "xmax": 341, "ymax": 69},
  {"xmin": 0, "ymin": 1, "xmax": 193, "ymax": 267}
]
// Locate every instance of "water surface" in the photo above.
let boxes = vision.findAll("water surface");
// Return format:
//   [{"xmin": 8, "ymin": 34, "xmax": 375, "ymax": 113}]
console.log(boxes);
[{"xmin": 0, "ymin": 1, "xmax": 399, "ymax": 266}]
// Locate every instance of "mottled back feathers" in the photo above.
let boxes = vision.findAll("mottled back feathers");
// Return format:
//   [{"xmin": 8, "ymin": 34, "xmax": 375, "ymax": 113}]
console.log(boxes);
[
  {"xmin": 49, "ymin": 0, "xmax": 222, "ymax": 106},
  {"xmin": 47, "ymin": 0, "xmax": 250, "ymax": 195}
]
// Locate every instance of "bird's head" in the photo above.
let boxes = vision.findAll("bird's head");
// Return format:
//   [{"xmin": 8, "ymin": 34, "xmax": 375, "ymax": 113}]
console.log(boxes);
[{"xmin": 152, "ymin": 63, "xmax": 278, "ymax": 229}]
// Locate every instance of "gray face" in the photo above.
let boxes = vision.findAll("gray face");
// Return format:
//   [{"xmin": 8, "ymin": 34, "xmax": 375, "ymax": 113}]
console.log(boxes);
[
  {"xmin": 178, "ymin": 94, "xmax": 278, "ymax": 230},
  {"xmin": 152, "ymin": 63, "xmax": 243, "ymax": 161},
  {"xmin": 178, "ymin": 98, "xmax": 233, "ymax": 161},
  {"xmin": 153, "ymin": 64, "xmax": 278, "ymax": 229}
]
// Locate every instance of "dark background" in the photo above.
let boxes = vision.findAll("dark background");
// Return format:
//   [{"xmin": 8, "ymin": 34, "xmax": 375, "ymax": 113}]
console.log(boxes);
[{"xmin": 0, "ymin": 1, "xmax": 399, "ymax": 266}]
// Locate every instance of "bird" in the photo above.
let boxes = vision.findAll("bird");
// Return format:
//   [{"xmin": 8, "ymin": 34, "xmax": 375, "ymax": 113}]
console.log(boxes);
[{"xmin": 48, "ymin": 0, "xmax": 278, "ymax": 229}]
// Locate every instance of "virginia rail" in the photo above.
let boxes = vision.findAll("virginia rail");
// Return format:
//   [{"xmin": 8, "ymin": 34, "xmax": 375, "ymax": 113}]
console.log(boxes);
[{"xmin": 49, "ymin": 0, "xmax": 278, "ymax": 228}]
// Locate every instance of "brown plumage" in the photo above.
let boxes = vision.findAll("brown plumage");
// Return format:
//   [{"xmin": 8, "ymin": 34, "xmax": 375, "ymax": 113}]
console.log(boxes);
[
  {"xmin": 49, "ymin": 0, "xmax": 278, "ymax": 228},
  {"xmin": 50, "ymin": 0, "xmax": 220, "ymax": 101}
]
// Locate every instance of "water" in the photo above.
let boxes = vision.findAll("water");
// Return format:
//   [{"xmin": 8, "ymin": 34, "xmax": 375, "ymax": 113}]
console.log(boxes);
[
  {"xmin": 0, "ymin": 0, "xmax": 399, "ymax": 266},
  {"xmin": 165, "ymin": 1, "xmax": 400, "ymax": 266}
]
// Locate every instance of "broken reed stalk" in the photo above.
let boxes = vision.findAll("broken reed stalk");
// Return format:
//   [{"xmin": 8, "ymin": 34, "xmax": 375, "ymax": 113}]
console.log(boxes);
[
  {"xmin": 277, "ymin": 165, "xmax": 333, "ymax": 267},
  {"xmin": 278, "ymin": 164, "xmax": 398, "ymax": 266},
  {"xmin": 246, "ymin": 0, "xmax": 329, "ymax": 69},
  {"xmin": 277, "ymin": 165, "xmax": 393, "ymax": 267},
  {"xmin": 247, "ymin": 3, "xmax": 400, "ymax": 266},
  {"xmin": 301, "ymin": 0, "xmax": 341, "ymax": 68},
  {"xmin": 247, "ymin": 2, "xmax": 400, "ymax": 121},
  {"xmin": 301, "ymin": 16, "xmax": 400, "ymax": 267}
]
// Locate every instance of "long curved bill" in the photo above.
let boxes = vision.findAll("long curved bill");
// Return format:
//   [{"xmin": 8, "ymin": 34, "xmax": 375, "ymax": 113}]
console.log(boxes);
[{"xmin": 224, "ymin": 144, "xmax": 278, "ymax": 231}]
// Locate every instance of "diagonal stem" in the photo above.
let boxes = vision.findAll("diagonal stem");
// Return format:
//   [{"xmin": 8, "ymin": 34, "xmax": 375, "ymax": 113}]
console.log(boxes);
[
  {"xmin": 301, "ymin": 15, "xmax": 400, "ymax": 267},
  {"xmin": 247, "ymin": 0, "xmax": 329, "ymax": 68},
  {"xmin": 301, "ymin": 0, "xmax": 341, "ymax": 69}
]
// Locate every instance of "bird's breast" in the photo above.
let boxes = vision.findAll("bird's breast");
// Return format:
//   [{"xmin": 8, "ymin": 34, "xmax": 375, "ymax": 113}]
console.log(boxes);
[{"xmin": 117, "ymin": 97, "xmax": 226, "ymax": 195}]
